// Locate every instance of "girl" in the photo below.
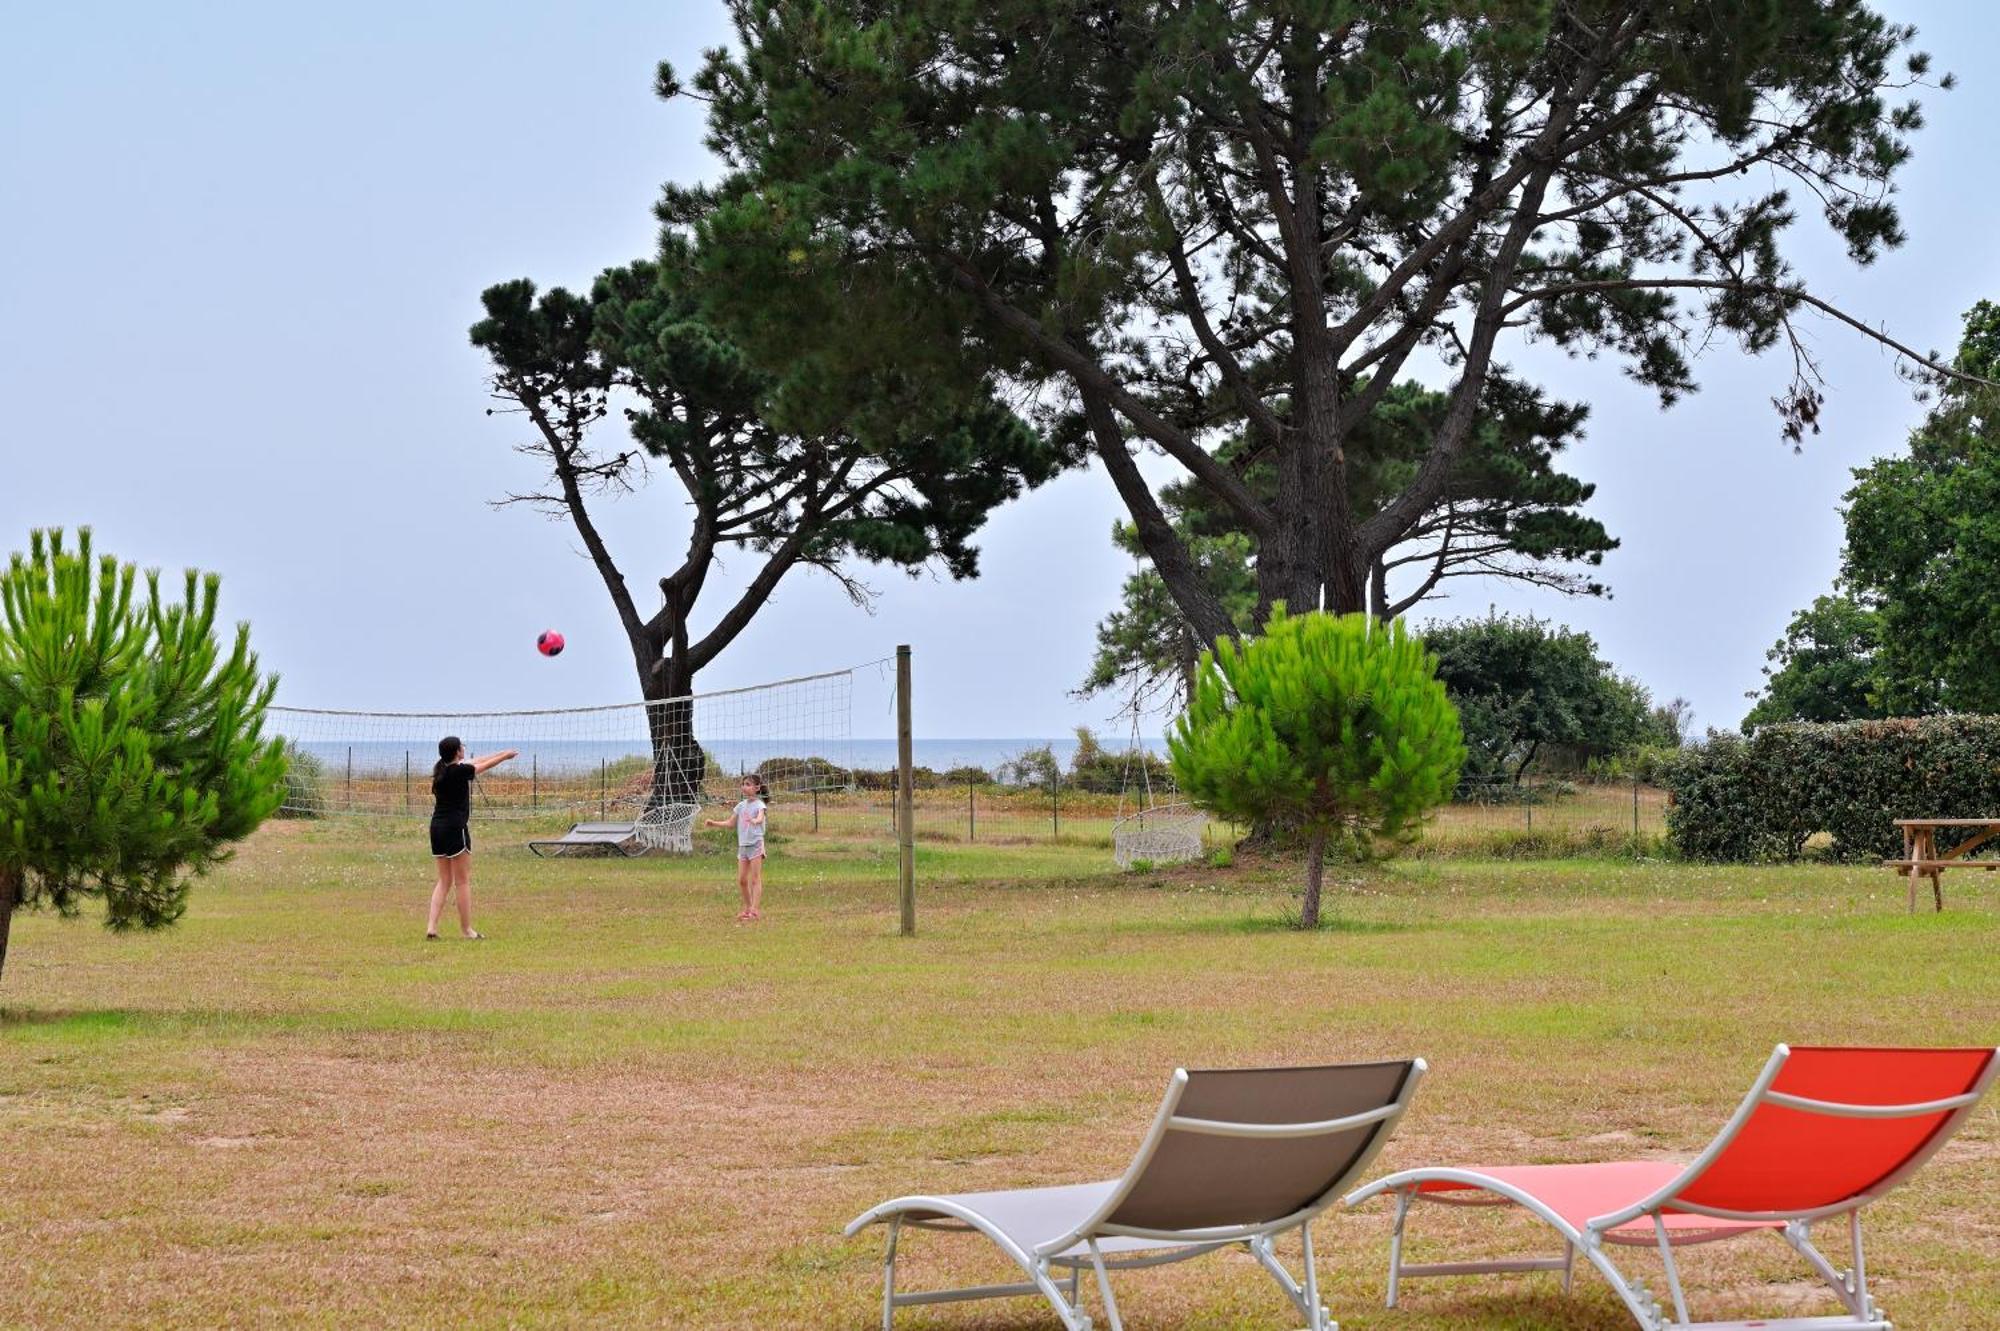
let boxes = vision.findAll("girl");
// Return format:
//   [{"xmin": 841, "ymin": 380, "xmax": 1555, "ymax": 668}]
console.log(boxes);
[
  {"xmin": 705, "ymin": 775, "xmax": 768, "ymax": 921},
  {"xmin": 426, "ymin": 735, "xmax": 518, "ymax": 940}
]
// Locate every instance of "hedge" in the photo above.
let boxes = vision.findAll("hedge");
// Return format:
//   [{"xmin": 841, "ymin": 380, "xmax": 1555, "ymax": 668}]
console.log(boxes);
[{"xmin": 1664, "ymin": 716, "xmax": 2000, "ymax": 861}]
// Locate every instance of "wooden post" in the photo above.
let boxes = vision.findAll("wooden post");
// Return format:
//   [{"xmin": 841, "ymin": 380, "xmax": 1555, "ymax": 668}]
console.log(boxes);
[
  {"xmin": 1632, "ymin": 777, "xmax": 1640, "ymax": 838},
  {"xmin": 345, "ymin": 746, "xmax": 353, "ymax": 812},
  {"xmin": 1051, "ymin": 771, "xmax": 1060, "ymax": 840},
  {"xmin": 967, "ymin": 774, "xmax": 976, "ymax": 843},
  {"xmin": 896, "ymin": 645, "xmax": 916, "ymax": 937},
  {"xmin": 599, "ymin": 758, "xmax": 608, "ymax": 818},
  {"xmin": 404, "ymin": 751, "xmax": 411, "ymax": 812},
  {"xmin": 812, "ymin": 787, "xmax": 819, "ymax": 834},
  {"xmin": 1905, "ymin": 824, "xmax": 1918, "ymax": 915},
  {"xmin": 531, "ymin": 755, "xmax": 538, "ymax": 808}
]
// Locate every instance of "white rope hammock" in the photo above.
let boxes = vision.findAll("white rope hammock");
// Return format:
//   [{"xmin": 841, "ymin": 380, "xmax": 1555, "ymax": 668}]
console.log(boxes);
[
  {"xmin": 1113, "ymin": 801, "xmax": 1208, "ymax": 868},
  {"xmin": 1111, "ymin": 706, "xmax": 1206, "ymax": 867}
]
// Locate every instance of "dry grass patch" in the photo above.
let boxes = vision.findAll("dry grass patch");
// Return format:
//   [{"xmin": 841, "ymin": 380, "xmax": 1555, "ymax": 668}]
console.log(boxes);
[{"xmin": 0, "ymin": 821, "xmax": 1995, "ymax": 1327}]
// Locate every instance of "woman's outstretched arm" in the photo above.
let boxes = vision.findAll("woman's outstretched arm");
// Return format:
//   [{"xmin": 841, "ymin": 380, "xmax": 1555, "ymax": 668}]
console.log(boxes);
[{"xmin": 470, "ymin": 749, "xmax": 519, "ymax": 776}]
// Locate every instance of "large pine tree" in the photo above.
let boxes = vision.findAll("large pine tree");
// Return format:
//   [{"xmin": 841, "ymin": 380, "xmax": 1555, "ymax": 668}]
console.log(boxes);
[{"xmin": 667, "ymin": 0, "xmax": 1968, "ymax": 657}]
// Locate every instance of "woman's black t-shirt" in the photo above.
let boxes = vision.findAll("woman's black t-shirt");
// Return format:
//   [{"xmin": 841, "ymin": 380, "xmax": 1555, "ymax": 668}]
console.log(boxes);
[{"xmin": 432, "ymin": 762, "xmax": 475, "ymax": 822}]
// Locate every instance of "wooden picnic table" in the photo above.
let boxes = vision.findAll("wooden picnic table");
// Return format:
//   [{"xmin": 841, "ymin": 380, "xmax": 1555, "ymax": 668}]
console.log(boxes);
[{"xmin": 1885, "ymin": 818, "xmax": 2000, "ymax": 913}]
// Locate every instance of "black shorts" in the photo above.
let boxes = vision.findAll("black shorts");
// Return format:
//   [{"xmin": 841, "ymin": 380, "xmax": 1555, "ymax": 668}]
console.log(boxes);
[{"xmin": 429, "ymin": 819, "xmax": 471, "ymax": 858}]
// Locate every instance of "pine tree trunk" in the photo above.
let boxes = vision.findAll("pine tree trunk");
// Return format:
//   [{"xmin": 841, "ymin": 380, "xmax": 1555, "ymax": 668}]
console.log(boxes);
[
  {"xmin": 0, "ymin": 863, "xmax": 19, "ymax": 983},
  {"xmin": 1300, "ymin": 826, "xmax": 1328, "ymax": 929}
]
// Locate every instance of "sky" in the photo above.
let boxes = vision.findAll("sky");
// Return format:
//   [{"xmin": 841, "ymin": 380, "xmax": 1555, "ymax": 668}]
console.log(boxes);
[{"xmin": 5, "ymin": 2, "xmax": 1998, "ymax": 741}]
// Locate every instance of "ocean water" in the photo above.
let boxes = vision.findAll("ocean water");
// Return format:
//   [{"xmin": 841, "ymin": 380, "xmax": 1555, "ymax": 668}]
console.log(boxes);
[{"xmin": 287, "ymin": 736, "xmax": 1170, "ymax": 778}]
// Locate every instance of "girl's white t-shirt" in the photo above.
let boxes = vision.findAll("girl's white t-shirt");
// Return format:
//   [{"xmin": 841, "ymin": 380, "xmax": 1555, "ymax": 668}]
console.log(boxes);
[{"xmin": 735, "ymin": 797, "xmax": 766, "ymax": 851}]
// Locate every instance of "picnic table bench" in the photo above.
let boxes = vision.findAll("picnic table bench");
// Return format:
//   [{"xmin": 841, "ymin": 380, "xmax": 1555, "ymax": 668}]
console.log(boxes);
[{"xmin": 1884, "ymin": 818, "xmax": 2000, "ymax": 913}]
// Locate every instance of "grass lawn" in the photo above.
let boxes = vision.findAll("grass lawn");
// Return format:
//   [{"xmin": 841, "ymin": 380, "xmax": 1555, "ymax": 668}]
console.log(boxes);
[{"xmin": 1, "ymin": 819, "xmax": 1996, "ymax": 1329}]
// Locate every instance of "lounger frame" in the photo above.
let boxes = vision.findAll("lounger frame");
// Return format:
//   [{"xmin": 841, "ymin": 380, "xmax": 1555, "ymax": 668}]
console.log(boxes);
[
  {"xmin": 847, "ymin": 1059, "xmax": 1427, "ymax": 1331},
  {"xmin": 1345, "ymin": 1044, "xmax": 1999, "ymax": 1331}
]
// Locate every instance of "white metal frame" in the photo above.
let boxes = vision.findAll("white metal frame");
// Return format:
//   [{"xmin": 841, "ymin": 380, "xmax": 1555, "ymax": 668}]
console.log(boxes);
[
  {"xmin": 847, "ymin": 1060, "xmax": 1428, "ymax": 1331},
  {"xmin": 1344, "ymin": 1044, "xmax": 1999, "ymax": 1331}
]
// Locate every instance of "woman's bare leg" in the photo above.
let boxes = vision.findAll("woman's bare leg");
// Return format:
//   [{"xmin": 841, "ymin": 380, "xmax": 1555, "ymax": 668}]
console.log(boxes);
[
  {"xmin": 746, "ymin": 854, "xmax": 764, "ymax": 918},
  {"xmin": 427, "ymin": 858, "xmax": 451, "ymax": 936},
  {"xmin": 452, "ymin": 854, "xmax": 475, "ymax": 936}
]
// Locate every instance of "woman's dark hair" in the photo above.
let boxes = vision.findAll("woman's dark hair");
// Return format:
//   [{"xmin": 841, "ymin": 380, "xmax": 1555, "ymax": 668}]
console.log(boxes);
[{"xmin": 432, "ymin": 736, "xmax": 464, "ymax": 789}]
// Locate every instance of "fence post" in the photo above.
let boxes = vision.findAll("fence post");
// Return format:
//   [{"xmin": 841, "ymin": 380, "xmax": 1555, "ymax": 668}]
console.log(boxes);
[
  {"xmin": 896, "ymin": 644, "xmax": 915, "ymax": 937},
  {"xmin": 532, "ymin": 755, "xmax": 538, "ymax": 809},
  {"xmin": 812, "ymin": 787, "xmax": 819, "ymax": 834},
  {"xmin": 1525, "ymin": 786, "xmax": 1532, "ymax": 833},
  {"xmin": 404, "ymin": 751, "xmax": 410, "ymax": 812},
  {"xmin": 599, "ymin": 759, "xmax": 607, "ymax": 818},
  {"xmin": 967, "ymin": 774, "xmax": 976, "ymax": 843},
  {"xmin": 1051, "ymin": 772, "xmax": 1060, "ymax": 840},
  {"xmin": 1633, "ymin": 776, "xmax": 1641, "ymax": 838},
  {"xmin": 345, "ymin": 746, "xmax": 353, "ymax": 812}
]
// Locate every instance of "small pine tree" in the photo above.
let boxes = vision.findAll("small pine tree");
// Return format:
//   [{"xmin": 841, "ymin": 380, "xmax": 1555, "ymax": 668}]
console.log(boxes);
[
  {"xmin": 0, "ymin": 530, "xmax": 288, "ymax": 982},
  {"xmin": 1169, "ymin": 609, "xmax": 1464, "ymax": 928}
]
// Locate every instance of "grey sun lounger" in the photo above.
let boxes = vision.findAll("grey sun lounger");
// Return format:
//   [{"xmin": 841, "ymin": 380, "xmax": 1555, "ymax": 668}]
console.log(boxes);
[
  {"xmin": 845, "ymin": 1059, "xmax": 1426, "ymax": 1331},
  {"xmin": 526, "ymin": 821, "xmax": 643, "ymax": 858}
]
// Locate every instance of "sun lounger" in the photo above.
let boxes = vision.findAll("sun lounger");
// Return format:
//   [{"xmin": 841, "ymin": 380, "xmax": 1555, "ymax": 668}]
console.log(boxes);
[
  {"xmin": 846, "ymin": 1059, "xmax": 1426, "ymax": 1330},
  {"xmin": 525, "ymin": 821, "xmax": 644, "ymax": 857},
  {"xmin": 1345, "ymin": 1044, "xmax": 1997, "ymax": 1330}
]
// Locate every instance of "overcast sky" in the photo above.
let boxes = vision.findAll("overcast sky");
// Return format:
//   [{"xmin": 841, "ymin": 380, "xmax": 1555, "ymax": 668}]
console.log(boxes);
[{"xmin": 6, "ymin": 2, "xmax": 1997, "ymax": 740}]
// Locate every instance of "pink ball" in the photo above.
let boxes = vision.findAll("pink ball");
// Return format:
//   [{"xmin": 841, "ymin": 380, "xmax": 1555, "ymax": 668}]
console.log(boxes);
[{"xmin": 536, "ymin": 630, "xmax": 565, "ymax": 657}]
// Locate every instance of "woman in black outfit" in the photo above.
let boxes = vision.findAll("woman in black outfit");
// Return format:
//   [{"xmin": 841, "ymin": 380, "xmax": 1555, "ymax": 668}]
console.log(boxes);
[{"xmin": 426, "ymin": 735, "xmax": 517, "ymax": 940}]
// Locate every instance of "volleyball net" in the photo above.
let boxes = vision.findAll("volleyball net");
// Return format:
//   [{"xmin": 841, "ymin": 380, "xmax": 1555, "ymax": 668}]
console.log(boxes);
[{"xmin": 269, "ymin": 667, "xmax": 857, "ymax": 821}]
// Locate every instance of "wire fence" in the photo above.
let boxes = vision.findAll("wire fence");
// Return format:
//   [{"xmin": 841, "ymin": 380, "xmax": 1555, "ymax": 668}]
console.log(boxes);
[{"xmin": 749, "ymin": 772, "xmax": 1667, "ymax": 855}]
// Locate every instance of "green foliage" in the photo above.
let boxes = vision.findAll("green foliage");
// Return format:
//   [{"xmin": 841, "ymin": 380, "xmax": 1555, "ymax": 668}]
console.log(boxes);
[
  {"xmin": 1752, "ymin": 301, "xmax": 2000, "ymax": 724},
  {"xmin": 668, "ymin": 0, "xmax": 1936, "ymax": 641},
  {"xmin": 1065, "ymin": 725, "xmax": 1173, "ymax": 795},
  {"xmin": 1665, "ymin": 716, "xmax": 2000, "ymax": 862},
  {"xmin": 278, "ymin": 742, "xmax": 327, "ymax": 819},
  {"xmin": 470, "ymin": 228, "xmax": 1072, "ymax": 760},
  {"xmin": 1169, "ymin": 609, "xmax": 1464, "ymax": 926},
  {"xmin": 998, "ymin": 743, "xmax": 1060, "ymax": 791},
  {"xmin": 1840, "ymin": 300, "xmax": 2000, "ymax": 714},
  {"xmin": 1423, "ymin": 613, "xmax": 1661, "ymax": 784},
  {"xmin": 0, "ymin": 530, "xmax": 286, "ymax": 978},
  {"xmin": 1081, "ymin": 376, "xmax": 1613, "ymax": 707},
  {"xmin": 1742, "ymin": 592, "xmax": 1888, "ymax": 730}
]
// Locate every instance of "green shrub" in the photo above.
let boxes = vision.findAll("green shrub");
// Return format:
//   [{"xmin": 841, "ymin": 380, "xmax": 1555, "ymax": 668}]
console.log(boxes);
[
  {"xmin": 278, "ymin": 743, "xmax": 328, "ymax": 819},
  {"xmin": 1170, "ymin": 609, "xmax": 1464, "ymax": 927},
  {"xmin": 1664, "ymin": 716, "xmax": 2000, "ymax": 862},
  {"xmin": 1208, "ymin": 846, "xmax": 1234, "ymax": 869}
]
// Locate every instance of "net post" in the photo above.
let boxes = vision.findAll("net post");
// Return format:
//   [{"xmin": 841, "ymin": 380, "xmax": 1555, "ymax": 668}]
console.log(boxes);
[
  {"xmin": 967, "ymin": 772, "xmax": 975, "ymax": 843},
  {"xmin": 1051, "ymin": 770, "xmax": 1059, "ymax": 840},
  {"xmin": 897, "ymin": 645, "xmax": 915, "ymax": 937},
  {"xmin": 532, "ymin": 755, "xmax": 538, "ymax": 809},
  {"xmin": 1633, "ymin": 776, "xmax": 1640, "ymax": 838},
  {"xmin": 346, "ymin": 746, "xmax": 353, "ymax": 812},
  {"xmin": 600, "ymin": 759, "xmax": 607, "ymax": 818},
  {"xmin": 812, "ymin": 787, "xmax": 819, "ymax": 834},
  {"xmin": 404, "ymin": 751, "xmax": 410, "ymax": 812}
]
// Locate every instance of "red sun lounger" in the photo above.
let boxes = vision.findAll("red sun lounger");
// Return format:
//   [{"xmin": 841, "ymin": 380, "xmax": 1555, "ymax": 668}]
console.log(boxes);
[
  {"xmin": 1345, "ymin": 1044, "xmax": 1997, "ymax": 1331},
  {"xmin": 846, "ymin": 1060, "xmax": 1425, "ymax": 1331}
]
